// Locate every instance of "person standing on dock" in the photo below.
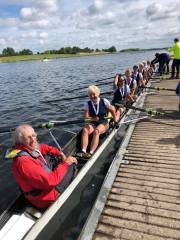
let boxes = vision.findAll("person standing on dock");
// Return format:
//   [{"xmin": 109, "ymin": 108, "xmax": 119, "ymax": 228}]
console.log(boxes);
[
  {"xmin": 168, "ymin": 38, "xmax": 180, "ymax": 79},
  {"xmin": 8, "ymin": 124, "xmax": 77, "ymax": 209},
  {"xmin": 151, "ymin": 53, "xmax": 170, "ymax": 76}
]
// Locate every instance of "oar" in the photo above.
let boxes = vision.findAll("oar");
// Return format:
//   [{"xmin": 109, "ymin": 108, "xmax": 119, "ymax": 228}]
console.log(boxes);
[
  {"xmin": 68, "ymin": 81, "xmax": 113, "ymax": 93},
  {"xmin": 95, "ymin": 76, "xmax": 114, "ymax": 83},
  {"xmin": 126, "ymin": 105, "xmax": 165, "ymax": 116},
  {"xmin": 106, "ymin": 102, "xmax": 166, "ymax": 117},
  {"xmin": 0, "ymin": 117, "xmax": 113, "ymax": 134},
  {"xmin": 50, "ymin": 116, "xmax": 113, "ymax": 125},
  {"xmin": 67, "ymin": 76, "xmax": 114, "ymax": 93},
  {"xmin": 126, "ymin": 105, "xmax": 180, "ymax": 119},
  {"xmin": 41, "ymin": 90, "xmax": 113, "ymax": 104},
  {"xmin": 140, "ymin": 86, "xmax": 175, "ymax": 92},
  {"xmin": 0, "ymin": 120, "xmax": 84, "ymax": 134}
]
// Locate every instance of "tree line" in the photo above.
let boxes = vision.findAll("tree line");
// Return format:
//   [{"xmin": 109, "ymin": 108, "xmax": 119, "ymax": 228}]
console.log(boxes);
[{"xmin": 0, "ymin": 46, "xmax": 117, "ymax": 57}]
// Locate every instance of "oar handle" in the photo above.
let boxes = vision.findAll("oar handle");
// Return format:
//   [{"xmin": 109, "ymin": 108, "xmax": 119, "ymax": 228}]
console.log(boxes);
[
  {"xmin": 85, "ymin": 116, "xmax": 112, "ymax": 121},
  {"xmin": 37, "ymin": 122, "xmax": 55, "ymax": 129},
  {"xmin": 141, "ymin": 86, "xmax": 175, "ymax": 92},
  {"xmin": 126, "ymin": 105, "xmax": 165, "ymax": 116}
]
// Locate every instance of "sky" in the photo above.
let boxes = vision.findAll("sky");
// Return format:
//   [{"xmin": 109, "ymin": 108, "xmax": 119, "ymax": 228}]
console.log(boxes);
[{"xmin": 0, "ymin": 0, "xmax": 180, "ymax": 53}]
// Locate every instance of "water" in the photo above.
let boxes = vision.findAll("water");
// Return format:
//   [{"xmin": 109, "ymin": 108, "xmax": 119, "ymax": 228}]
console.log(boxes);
[{"xmin": 0, "ymin": 51, "xmax": 156, "ymax": 214}]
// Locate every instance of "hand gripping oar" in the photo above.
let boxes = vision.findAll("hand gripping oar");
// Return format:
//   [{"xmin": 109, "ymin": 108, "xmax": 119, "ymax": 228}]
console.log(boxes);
[{"xmin": 50, "ymin": 116, "xmax": 113, "ymax": 125}]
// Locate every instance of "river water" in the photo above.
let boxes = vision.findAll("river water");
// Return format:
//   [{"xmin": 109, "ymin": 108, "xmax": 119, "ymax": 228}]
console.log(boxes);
[{"xmin": 0, "ymin": 51, "xmax": 156, "ymax": 224}]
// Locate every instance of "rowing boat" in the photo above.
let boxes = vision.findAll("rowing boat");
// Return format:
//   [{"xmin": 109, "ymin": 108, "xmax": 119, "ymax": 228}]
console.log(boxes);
[{"xmin": 0, "ymin": 84, "xmax": 149, "ymax": 240}]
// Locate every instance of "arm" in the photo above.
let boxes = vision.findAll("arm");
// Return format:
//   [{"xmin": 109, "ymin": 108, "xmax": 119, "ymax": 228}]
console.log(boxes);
[
  {"xmin": 108, "ymin": 105, "xmax": 117, "ymax": 122},
  {"xmin": 40, "ymin": 144, "xmax": 66, "ymax": 161},
  {"xmin": 168, "ymin": 46, "xmax": 174, "ymax": 52},
  {"xmin": 83, "ymin": 101, "xmax": 91, "ymax": 119},
  {"xmin": 15, "ymin": 156, "xmax": 70, "ymax": 190},
  {"xmin": 131, "ymin": 81, "xmax": 137, "ymax": 95},
  {"xmin": 126, "ymin": 92, "xmax": 134, "ymax": 103},
  {"xmin": 113, "ymin": 74, "xmax": 118, "ymax": 90},
  {"xmin": 126, "ymin": 85, "xmax": 134, "ymax": 102},
  {"xmin": 151, "ymin": 57, "xmax": 159, "ymax": 64},
  {"xmin": 39, "ymin": 144, "xmax": 77, "ymax": 163},
  {"xmin": 83, "ymin": 110, "xmax": 90, "ymax": 118}
]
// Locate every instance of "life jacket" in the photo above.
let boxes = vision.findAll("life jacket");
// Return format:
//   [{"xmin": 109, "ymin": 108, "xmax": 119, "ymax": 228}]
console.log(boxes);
[
  {"xmin": 88, "ymin": 98, "xmax": 108, "ymax": 118},
  {"xmin": 7, "ymin": 149, "xmax": 52, "ymax": 196},
  {"xmin": 112, "ymin": 84, "xmax": 128, "ymax": 104}
]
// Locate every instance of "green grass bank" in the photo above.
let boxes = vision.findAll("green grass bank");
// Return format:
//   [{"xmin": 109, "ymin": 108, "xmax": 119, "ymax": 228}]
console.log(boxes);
[{"xmin": 0, "ymin": 52, "xmax": 109, "ymax": 63}]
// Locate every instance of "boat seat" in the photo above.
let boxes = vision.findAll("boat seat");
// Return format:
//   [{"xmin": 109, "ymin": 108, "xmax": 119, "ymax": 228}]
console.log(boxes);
[{"xmin": 25, "ymin": 206, "xmax": 42, "ymax": 219}]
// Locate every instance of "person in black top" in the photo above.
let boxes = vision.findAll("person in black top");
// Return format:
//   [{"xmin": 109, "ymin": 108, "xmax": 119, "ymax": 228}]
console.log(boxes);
[{"xmin": 151, "ymin": 53, "xmax": 170, "ymax": 75}]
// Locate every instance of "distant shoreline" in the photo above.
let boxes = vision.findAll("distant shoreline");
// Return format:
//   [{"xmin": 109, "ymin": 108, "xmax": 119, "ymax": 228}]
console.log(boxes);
[
  {"xmin": 120, "ymin": 47, "xmax": 169, "ymax": 53},
  {"xmin": 0, "ymin": 48, "xmax": 169, "ymax": 63},
  {"xmin": 0, "ymin": 52, "xmax": 110, "ymax": 63}
]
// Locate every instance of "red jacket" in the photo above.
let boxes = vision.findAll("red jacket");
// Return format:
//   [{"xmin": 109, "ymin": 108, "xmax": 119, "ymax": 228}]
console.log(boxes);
[{"xmin": 12, "ymin": 144, "xmax": 69, "ymax": 209}]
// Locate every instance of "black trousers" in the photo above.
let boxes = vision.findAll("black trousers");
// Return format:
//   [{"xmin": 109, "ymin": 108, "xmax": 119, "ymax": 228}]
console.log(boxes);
[
  {"xmin": 55, "ymin": 164, "xmax": 76, "ymax": 193},
  {"xmin": 171, "ymin": 59, "xmax": 180, "ymax": 78},
  {"xmin": 159, "ymin": 59, "xmax": 170, "ymax": 75}
]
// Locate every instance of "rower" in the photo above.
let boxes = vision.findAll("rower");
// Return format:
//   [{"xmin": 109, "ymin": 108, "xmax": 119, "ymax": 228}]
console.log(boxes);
[
  {"xmin": 7, "ymin": 124, "xmax": 77, "ymax": 209},
  {"xmin": 76, "ymin": 85, "xmax": 117, "ymax": 159},
  {"xmin": 124, "ymin": 69, "xmax": 137, "ymax": 102},
  {"xmin": 132, "ymin": 65, "xmax": 142, "ymax": 87},
  {"xmin": 112, "ymin": 74, "xmax": 133, "ymax": 121}
]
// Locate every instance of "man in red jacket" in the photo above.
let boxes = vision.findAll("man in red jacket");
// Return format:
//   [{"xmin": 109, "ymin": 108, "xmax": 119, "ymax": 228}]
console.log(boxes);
[{"xmin": 9, "ymin": 124, "xmax": 77, "ymax": 209}]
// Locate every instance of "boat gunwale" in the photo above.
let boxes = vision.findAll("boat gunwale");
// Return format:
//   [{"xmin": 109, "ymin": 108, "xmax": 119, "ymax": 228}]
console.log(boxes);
[{"xmin": 78, "ymin": 84, "xmax": 150, "ymax": 240}]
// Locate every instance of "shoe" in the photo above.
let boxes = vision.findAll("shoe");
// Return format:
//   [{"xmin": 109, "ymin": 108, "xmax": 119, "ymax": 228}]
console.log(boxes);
[
  {"xmin": 84, "ymin": 152, "xmax": 93, "ymax": 159},
  {"xmin": 75, "ymin": 151, "xmax": 87, "ymax": 158}
]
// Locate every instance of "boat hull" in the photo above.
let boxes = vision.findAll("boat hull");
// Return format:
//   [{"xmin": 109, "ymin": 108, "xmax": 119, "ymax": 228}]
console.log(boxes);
[{"xmin": 25, "ymin": 125, "xmax": 127, "ymax": 240}]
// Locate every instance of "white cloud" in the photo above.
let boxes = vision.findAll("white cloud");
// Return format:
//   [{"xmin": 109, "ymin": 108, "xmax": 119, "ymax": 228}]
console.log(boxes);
[
  {"xmin": 20, "ymin": 7, "xmax": 38, "ymax": 20},
  {"xmin": 19, "ymin": 0, "xmax": 60, "ymax": 31},
  {"xmin": 0, "ymin": 18, "xmax": 17, "ymax": 27},
  {"xmin": 39, "ymin": 32, "xmax": 48, "ymax": 38},
  {"xmin": 34, "ymin": 0, "xmax": 59, "ymax": 12},
  {"xmin": 21, "ymin": 31, "xmax": 37, "ymax": 38},
  {"xmin": 146, "ymin": 3, "xmax": 177, "ymax": 21},
  {"xmin": 21, "ymin": 31, "xmax": 48, "ymax": 39},
  {"xmin": 0, "ymin": 0, "xmax": 180, "ymax": 52},
  {"xmin": 20, "ymin": 19, "xmax": 50, "ymax": 29},
  {"xmin": 0, "ymin": 38, "xmax": 6, "ymax": 45},
  {"xmin": 39, "ymin": 39, "xmax": 45, "ymax": 45}
]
